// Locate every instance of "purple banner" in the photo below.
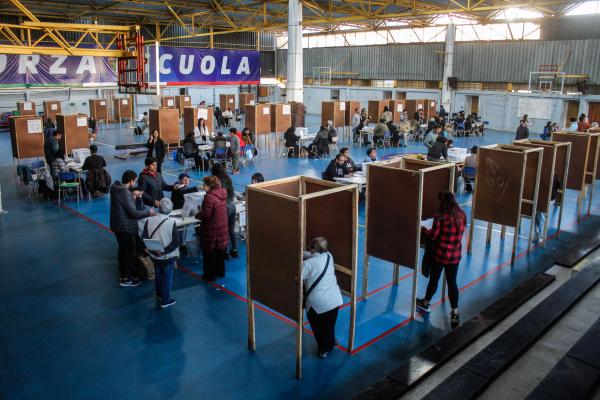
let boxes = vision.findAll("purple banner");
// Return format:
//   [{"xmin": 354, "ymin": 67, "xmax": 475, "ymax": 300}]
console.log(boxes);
[
  {"xmin": 148, "ymin": 46, "xmax": 260, "ymax": 86},
  {"xmin": 0, "ymin": 54, "xmax": 117, "ymax": 87}
]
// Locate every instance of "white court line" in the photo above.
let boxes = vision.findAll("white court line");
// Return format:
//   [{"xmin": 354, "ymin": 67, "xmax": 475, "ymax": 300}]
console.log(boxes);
[
  {"xmin": 469, "ymin": 223, "xmax": 530, "ymax": 240},
  {"xmin": 92, "ymin": 141, "xmax": 116, "ymax": 148}
]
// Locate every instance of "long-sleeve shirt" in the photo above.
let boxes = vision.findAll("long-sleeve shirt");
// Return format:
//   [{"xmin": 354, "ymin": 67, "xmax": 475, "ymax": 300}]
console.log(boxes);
[
  {"xmin": 423, "ymin": 212, "xmax": 466, "ymax": 265},
  {"xmin": 302, "ymin": 252, "xmax": 343, "ymax": 314},
  {"xmin": 142, "ymin": 215, "xmax": 180, "ymax": 260}
]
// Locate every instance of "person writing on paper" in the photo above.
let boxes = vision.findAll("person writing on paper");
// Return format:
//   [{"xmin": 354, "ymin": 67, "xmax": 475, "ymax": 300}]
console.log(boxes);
[
  {"xmin": 138, "ymin": 157, "xmax": 174, "ymax": 207},
  {"xmin": 427, "ymin": 136, "xmax": 449, "ymax": 162},
  {"xmin": 322, "ymin": 153, "xmax": 349, "ymax": 181},
  {"xmin": 363, "ymin": 148, "xmax": 378, "ymax": 163},
  {"xmin": 142, "ymin": 198, "xmax": 179, "ymax": 308},
  {"xmin": 416, "ymin": 191, "xmax": 466, "ymax": 326},
  {"xmin": 110, "ymin": 170, "xmax": 153, "ymax": 287},
  {"xmin": 303, "ymin": 236, "xmax": 343, "ymax": 358},
  {"xmin": 339, "ymin": 147, "xmax": 361, "ymax": 173},
  {"xmin": 147, "ymin": 130, "xmax": 166, "ymax": 173},
  {"xmin": 195, "ymin": 175, "xmax": 229, "ymax": 281}
]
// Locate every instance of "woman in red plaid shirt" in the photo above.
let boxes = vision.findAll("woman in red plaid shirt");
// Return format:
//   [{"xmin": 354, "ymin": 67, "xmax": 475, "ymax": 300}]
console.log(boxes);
[{"xmin": 417, "ymin": 191, "xmax": 466, "ymax": 325}]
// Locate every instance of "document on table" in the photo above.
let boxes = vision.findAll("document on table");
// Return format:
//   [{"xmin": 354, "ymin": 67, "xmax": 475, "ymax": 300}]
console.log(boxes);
[{"xmin": 143, "ymin": 239, "xmax": 164, "ymax": 252}]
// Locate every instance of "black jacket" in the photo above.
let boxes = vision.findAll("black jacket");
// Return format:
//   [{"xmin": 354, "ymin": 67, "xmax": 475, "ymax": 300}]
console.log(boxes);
[
  {"xmin": 138, "ymin": 170, "xmax": 174, "ymax": 206},
  {"xmin": 109, "ymin": 181, "xmax": 150, "ymax": 234},
  {"xmin": 515, "ymin": 126, "xmax": 529, "ymax": 140},
  {"xmin": 171, "ymin": 186, "xmax": 198, "ymax": 209},
  {"xmin": 427, "ymin": 142, "xmax": 448, "ymax": 161},
  {"xmin": 342, "ymin": 156, "xmax": 360, "ymax": 174},
  {"xmin": 284, "ymin": 130, "xmax": 300, "ymax": 148},
  {"xmin": 323, "ymin": 160, "xmax": 345, "ymax": 181},
  {"xmin": 146, "ymin": 138, "xmax": 166, "ymax": 162},
  {"xmin": 82, "ymin": 154, "xmax": 106, "ymax": 171}
]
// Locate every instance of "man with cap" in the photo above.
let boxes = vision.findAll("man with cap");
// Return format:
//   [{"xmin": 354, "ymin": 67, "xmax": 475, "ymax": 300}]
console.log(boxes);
[{"xmin": 170, "ymin": 173, "xmax": 199, "ymax": 210}]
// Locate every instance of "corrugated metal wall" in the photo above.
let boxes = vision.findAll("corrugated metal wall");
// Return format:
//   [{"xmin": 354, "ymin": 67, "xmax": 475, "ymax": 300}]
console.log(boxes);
[
  {"xmin": 148, "ymin": 25, "xmax": 275, "ymax": 50},
  {"xmin": 277, "ymin": 39, "xmax": 600, "ymax": 84}
]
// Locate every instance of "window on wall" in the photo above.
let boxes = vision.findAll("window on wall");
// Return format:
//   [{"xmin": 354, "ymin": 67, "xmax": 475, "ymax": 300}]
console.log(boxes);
[
  {"xmin": 565, "ymin": 0, "xmax": 600, "ymax": 14},
  {"xmin": 372, "ymin": 80, "xmax": 396, "ymax": 88}
]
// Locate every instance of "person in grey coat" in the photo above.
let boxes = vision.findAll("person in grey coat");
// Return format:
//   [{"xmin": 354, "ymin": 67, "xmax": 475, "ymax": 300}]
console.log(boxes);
[
  {"xmin": 228, "ymin": 128, "xmax": 241, "ymax": 173},
  {"xmin": 110, "ymin": 170, "xmax": 153, "ymax": 287},
  {"xmin": 138, "ymin": 157, "xmax": 174, "ymax": 207}
]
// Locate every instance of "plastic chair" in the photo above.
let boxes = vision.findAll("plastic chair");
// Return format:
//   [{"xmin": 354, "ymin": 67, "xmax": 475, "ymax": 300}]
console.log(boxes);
[
  {"xmin": 211, "ymin": 147, "xmax": 231, "ymax": 171},
  {"xmin": 57, "ymin": 171, "xmax": 80, "ymax": 205},
  {"xmin": 28, "ymin": 160, "xmax": 46, "ymax": 198},
  {"xmin": 456, "ymin": 121, "xmax": 465, "ymax": 137}
]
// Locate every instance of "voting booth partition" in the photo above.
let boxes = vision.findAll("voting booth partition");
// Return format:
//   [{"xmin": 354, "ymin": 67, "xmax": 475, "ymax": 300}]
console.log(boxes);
[
  {"xmin": 270, "ymin": 103, "xmax": 291, "ymax": 134},
  {"xmin": 9, "ymin": 116, "xmax": 44, "ymax": 160},
  {"xmin": 239, "ymin": 93, "xmax": 255, "ymax": 110},
  {"xmin": 183, "ymin": 106, "xmax": 214, "ymax": 136},
  {"xmin": 389, "ymin": 100, "xmax": 406, "ymax": 123},
  {"xmin": 161, "ymin": 96, "xmax": 176, "ymax": 109},
  {"xmin": 589, "ymin": 127, "xmax": 600, "ymax": 179},
  {"xmin": 149, "ymin": 108, "xmax": 180, "ymax": 146},
  {"xmin": 220, "ymin": 94, "xmax": 236, "ymax": 111},
  {"xmin": 344, "ymin": 101, "xmax": 361, "ymax": 126},
  {"xmin": 467, "ymin": 145, "xmax": 543, "ymax": 263},
  {"xmin": 552, "ymin": 131, "xmax": 600, "ymax": 217},
  {"xmin": 245, "ymin": 104, "xmax": 271, "ymax": 135},
  {"xmin": 57, "ymin": 114, "xmax": 89, "ymax": 155},
  {"xmin": 321, "ymin": 101, "xmax": 346, "ymax": 128},
  {"xmin": 174, "ymin": 95, "xmax": 192, "ymax": 117},
  {"xmin": 367, "ymin": 100, "xmax": 388, "ymax": 123},
  {"xmin": 89, "ymin": 100, "xmax": 108, "ymax": 122},
  {"xmin": 17, "ymin": 101, "xmax": 36, "ymax": 117},
  {"xmin": 113, "ymin": 98, "xmax": 133, "ymax": 122},
  {"xmin": 246, "ymin": 176, "xmax": 358, "ymax": 379},
  {"xmin": 425, "ymin": 99, "xmax": 437, "ymax": 119},
  {"xmin": 363, "ymin": 157, "xmax": 455, "ymax": 319},
  {"xmin": 513, "ymin": 139, "xmax": 572, "ymax": 241},
  {"xmin": 43, "ymin": 101, "xmax": 61, "ymax": 122}
]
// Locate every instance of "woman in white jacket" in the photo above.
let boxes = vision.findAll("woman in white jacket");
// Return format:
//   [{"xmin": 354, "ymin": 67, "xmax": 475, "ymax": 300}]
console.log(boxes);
[{"xmin": 303, "ymin": 237, "xmax": 343, "ymax": 358}]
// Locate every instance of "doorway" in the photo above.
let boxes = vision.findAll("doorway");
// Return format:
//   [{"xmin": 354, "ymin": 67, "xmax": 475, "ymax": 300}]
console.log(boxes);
[
  {"xmin": 465, "ymin": 95, "xmax": 479, "ymax": 115},
  {"xmin": 566, "ymin": 100, "xmax": 579, "ymax": 127}
]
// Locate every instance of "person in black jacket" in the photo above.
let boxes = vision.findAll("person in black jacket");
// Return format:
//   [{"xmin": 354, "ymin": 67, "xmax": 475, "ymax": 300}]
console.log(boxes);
[
  {"xmin": 147, "ymin": 130, "xmax": 166, "ymax": 173},
  {"xmin": 339, "ymin": 147, "xmax": 361, "ymax": 173},
  {"xmin": 109, "ymin": 170, "xmax": 153, "ymax": 287},
  {"xmin": 82, "ymin": 144, "xmax": 110, "ymax": 196},
  {"xmin": 322, "ymin": 153, "xmax": 348, "ymax": 181},
  {"xmin": 427, "ymin": 136, "xmax": 449, "ymax": 162},
  {"xmin": 515, "ymin": 120, "xmax": 529, "ymax": 140},
  {"xmin": 138, "ymin": 157, "xmax": 174, "ymax": 207},
  {"xmin": 284, "ymin": 126, "xmax": 301, "ymax": 157},
  {"xmin": 170, "ymin": 173, "xmax": 198, "ymax": 209}
]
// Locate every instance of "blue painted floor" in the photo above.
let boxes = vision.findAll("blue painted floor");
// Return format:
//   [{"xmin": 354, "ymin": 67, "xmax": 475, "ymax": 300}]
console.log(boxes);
[{"xmin": 1, "ymin": 116, "xmax": 598, "ymax": 399}]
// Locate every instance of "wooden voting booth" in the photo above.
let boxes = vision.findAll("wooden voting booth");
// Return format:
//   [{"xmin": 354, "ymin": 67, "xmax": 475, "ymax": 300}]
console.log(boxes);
[
  {"xmin": 149, "ymin": 108, "xmax": 180, "ymax": 145},
  {"xmin": 113, "ymin": 98, "xmax": 133, "ymax": 121},
  {"xmin": 161, "ymin": 96, "xmax": 175, "ymax": 109},
  {"xmin": 183, "ymin": 106, "xmax": 214, "ymax": 136},
  {"xmin": 9, "ymin": 116, "xmax": 44, "ymax": 159},
  {"xmin": 344, "ymin": 101, "xmax": 360, "ymax": 126},
  {"xmin": 239, "ymin": 93, "xmax": 255, "ymax": 109},
  {"xmin": 174, "ymin": 95, "xmax": 191, "ymax": 117},
  {"xmin": 43, "ymin": 101, "xmax": 61, "ymax": 121},
  {"xmin": 89, "ymin": 99, "xmax": 108, "ymax": 121},
  {"xmin": 389, "ymin": 100, "xmax": 406, "ymax": 123},
  {"xmin": 245, "ymin": 104, "xmax": 271, "ymax": 135},
  {"xmin": 363, "ymin": 157, "xmax": 455, "ymax": 318},
  {"xmin": 57, "ymin": 114, "xmax": 89, "ymax": 155},
  {"xmin": 405, "ymin": 99, "xmax": 429, "ymax": 119},
  {"xmin": 425, "ymin": 99, "xmax": 437, "ymax": 119},
  {"xmin": 513, "ymin": 139, "xmax": 571, "ymax": 241},
  {"xmin": 246, "ymin": 176, "xmax": 358, "ymax": 378},
  {"xmin": 467, "ymin": 145, "xmax": 543, "ymax": 263},
  {"xmin": 321, "ymin": 101, "xmax": 346, "ymax": 127},
  {"xmin": 17, "ymin": 101, "xmax": 36, "ymax": 116},
  {"xmin": 220, "ymin": 94, "xmax": 236, "ymax": 111},
  {"xmin": 590, "ymin": 127, "xmax": 600, "ymax": 179},
  {"xmin": 270, "ymin": 103, "xmax": 291, "ymax": 133},
  {"xmin": 552, "ymin": 131, "xmax": 599, "ymax": 216},
  {"xmin": 368, "ymin": 100, "xmax": 387, "ymax": 122}
]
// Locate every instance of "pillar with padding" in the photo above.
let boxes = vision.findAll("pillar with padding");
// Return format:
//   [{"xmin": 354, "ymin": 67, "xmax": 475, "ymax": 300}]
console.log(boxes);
[
  {"xmin": 286, "ymin": 0, "xmax": 303, "ymax": 103},
  {"xmin": 441, "ymin": 23, "xmax": 455, "ymax": 114}
]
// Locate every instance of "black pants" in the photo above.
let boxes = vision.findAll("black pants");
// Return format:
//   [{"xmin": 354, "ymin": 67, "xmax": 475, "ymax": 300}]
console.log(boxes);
[
  {"xmin": 307, "ymin": 307, "xmax": 339, "ymax": 353},
  {"xmin": 227, "ymin": 202, "xmax": 237, "ymax": 252},
  {"xmin": 115, "ymin": 233, "xmax": 138, "ymax": 280},
  {"xmin": 202, "ymin": 249, "xmax": 225, "ymax": 281},
  {"xmin": 425, "ymin": 262, "xmax": 459, "ymax": 309},
  {"xmin": 157, "ymin": 160, "xmax": 163, "ymax": 173}
]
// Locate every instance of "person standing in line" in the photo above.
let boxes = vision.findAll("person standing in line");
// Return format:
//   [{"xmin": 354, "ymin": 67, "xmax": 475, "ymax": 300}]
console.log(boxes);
[
  {"xmin": 110, "ymin": 170, "xmax": 153, "ymax": 287},
  {"xmin": 142, "ymin": 198, "xmax": 179, "ymax": 308},
  {"xmin": 303, "ymin": 236, "xmax": 343, "ymax": 358},
  {"xmin": 416, "ymin": 191, "xmax": 466, "ymax": 325},
  {"xmin": 351, "ymin": 108, "xmax": 361, "ymax": 137},
  {"xmin": 195, "ymin": 175, "xmax": 229, "ymax": 281},
  {"xmin": 147, "ymin": 130, "xmax": 166, "ymax": 173},
  {"xmin": 211, "ymin": 164, "xmax": 238, "ymax": 258},
  {"xmin": 228, "ymin": 127, "xmax": 241, "ymax": 173}
]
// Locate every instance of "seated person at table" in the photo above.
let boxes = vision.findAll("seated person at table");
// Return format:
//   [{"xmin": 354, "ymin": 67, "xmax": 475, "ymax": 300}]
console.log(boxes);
[
  {"xmin": 380, "ymin": 106, "xmax": 393, "ymax": 125},
  {"xmin": 357, "ymin": 117, "xmax": 371, "ymax": 145},
  {"xmin": 464, "ymin": 146, "xmax": 478, "ymax": 178},
  {"xmin": 44, "ymin": 130, "xmax": 63, "ymax": 166},
  {"xmin": 312, "ymin": 126, "xmax": 331, "ymax": 157},
  {"xmin": 171, "ymin": 173, "xmax": 198, "ymax": 209},
  {"xmin": 427, "ymin": 136, "xmax": 449, "ymax": 162},
  {"xmin": 183, "ymin": 131, "xmax": 207, "ymax": 169},
  {"xmin": 195, "ymin": 118, "xmax": 210, "ymax": 142},
  {"xmin": 363, "ymin": 147, "xmax": 378, "ymax": 163},
  {"xmin": 52, "ymin": 150, "xmax": 88, "ymax": 196},
  {"xmin": 284, "ymin": 126, "xmax": 301, "ymax": 157},
  {"xmin": 323, "ymin": 153, "xmax": 349, "ymax": 181},
  {"xmin": 339, "ymin": 147, "xmax": 361, "ymax": 173},
  {"xmin": 397, "ymin": 118, "xmax": 410, "ymax": 147},
  {"xmin": 424, "ymin": 125, "xmax": 440, "ymax": 150},
  {"xmin": 83, "ymin": 144, "xmax": 110, "ymax": 196},
  {"xmin": 387, "ymin": 121, "xmax": 405, "ymax": 147},
  {"xmin": 372, "ymin": 119, "xmax": 389, "ymax": 146},
  {"xmin": 222, "ymin": 108, "xmax": 234, "ymax": 126},
  {"xmin": 210, "ymin": 130, "xmax": 229, "ymax": 151},
  {"xmin": 414, "ymin": 109, "xmax": 425, "ymax": 124},
  {"xmin": 325, "ymin": 123, "xmax": 337, "ymax": 143},
  {"xmin": 138, "ymin": 157, "xmax": 174, "ymax": 207}
]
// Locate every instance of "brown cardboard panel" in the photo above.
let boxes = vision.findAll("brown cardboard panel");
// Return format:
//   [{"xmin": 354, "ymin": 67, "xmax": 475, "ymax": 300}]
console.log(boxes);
[
  {"xmin": 220, "ymin": 94, "xmax": 236, "ymax": 111},
  {"xmin": 368, "ymin": 100, "xmax": 388, "ymax": 122},
  {"xmin": 149, "ymin": 108, "xmax": 180, "ymax": 144},
  {"xmin": 261, "ymin": 180, "xmax": 300, "ymax": 197},
  {"xmin": 89, "ymin": 100, "xmax": 108, "ymax": 121},
  {"xmin": 57, "ymin": 114, "xmax": 89, "ymax": 155},
  {"xmin": 239, "ymin": 93, "xmax": 255, "ymax": 108},
  {"xmin": 425, "ymin": 99, "xmax": 437, "ymax": 119},
  {"xmin": 113, "ymin": 98, "xmax": 133, "ymax": 120},
  {"xmin": 405, "ymin": 100, "xmax": 418, "ymax": 119},
  {"xmin": 43, "ymin": 101, "xmax": 61, "ymax": 121},
  {"xmin": 245, "ymin": 104, "xmax": 271, "ymax": 135},
  {"xmin": 473, "ymin": 148, "xmax": 525, "ymax": 227},
  {"xmin": 258, "ymin": 86, "xmax": 270, "ymax": 97},
  {"xmin": 367, "ymin": 165, "xmax": 421, "ymax": 267},
  {"xmin": 513, "ymin": 142, "xmax": 556, "ymax": 213},
  {"xmin": 17, "ymin": 101, "xmax": 36, "ymax": 116},
  {"xmin": 345, "ymin": 101, "xmax": 361, "ymax": 126},
  {"xmin": 161, "ymin": 96, "xmax": 176, "ymax": 109},
  {"xmin": 305, "ymin": 189, "xmax": 355, "ymax": 293},
  {"xmin": 421, "ymin": 167, "xmax": 452, "ymax": 220},
  {"xmin": 321, "ymin": 101, "xmax": 346, "ymax": 127},
  {"xmin": 9, "ymin": 116, "xmax": 44, "ymax": 159},
  {"xmin": 552, "ymin": 133, "xmax": 589, "ymax": 191},
  {"xmin": 270, "ymin": 103, "xmax": 292, "ymax": 133},
  {"xmin": 183, "ymin": 106, "xmax": 214, "ymax": 136},
  {"xmin": 389, "ymin": 100, "xmax": 406, "ymax": 123},
  {"xmin": 248, "ymin": 189, "xmax": 301, "ymax": 322},
  {"xmin": 174, "ymin": 95, "xmax": 192, "ymax": 117}
]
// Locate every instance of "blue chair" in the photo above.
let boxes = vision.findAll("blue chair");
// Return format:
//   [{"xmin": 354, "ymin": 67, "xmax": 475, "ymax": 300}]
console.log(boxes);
[
  {"xmin": 456, "ymin": 121, "xmax": 466, "ymax": 137},
  {"xmin": 28, "ymin": 160, "xmax": 46, "ymax": 198},
  {"xmin": 242, "ymin": 144, "xmax": 255, "ymax": 166},
  {"xmin": 57, "ymin": 171, "xmax": 80, "ymax": 205},
  {"xmin": 212, "ymin": 147, "xmax": 231, "ymax": 171}
]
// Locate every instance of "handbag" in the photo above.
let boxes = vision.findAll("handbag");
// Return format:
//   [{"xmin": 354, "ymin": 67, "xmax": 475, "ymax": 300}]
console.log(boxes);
[{"xmin": 302, "ymin": 254, "xmax": 330, "ymax": 309}]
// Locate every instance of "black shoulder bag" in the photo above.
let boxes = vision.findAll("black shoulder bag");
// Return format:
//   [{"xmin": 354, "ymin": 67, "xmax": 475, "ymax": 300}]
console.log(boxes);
[{"xmin": 303, "ymin": 254, "xmax": 330, "ymax": 309}]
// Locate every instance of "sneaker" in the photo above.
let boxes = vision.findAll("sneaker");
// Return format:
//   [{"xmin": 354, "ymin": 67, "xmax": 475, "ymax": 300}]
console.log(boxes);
[
  {"xmin": 130, "ymin": 277, "xmax": 143, "ymax": 287},
  {"xmin": 450, "ymin": 311, "xmax": 460, "ymax": 325},
  {"xmin": 231, "ymin": 249, "xmax": 239, "ymax": 258},
  {"xmin": 119, "ymin": 278, "xmax": 142, "ymax": 287},
  {"xmin": 318, "ymin": 352, "xmax": 328, "ymax": 358},
  {"xmin": 160, "ymin": 299, "xmax": 176, "ymax": 309},
  {"xmin": 416, "ymin": 298, "xmax": 431, "ymax": 313}
]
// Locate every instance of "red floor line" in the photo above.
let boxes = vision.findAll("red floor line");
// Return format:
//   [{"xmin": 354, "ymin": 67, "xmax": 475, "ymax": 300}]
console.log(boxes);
[{"xmin": 60, "ymin": 204, "xmax": 113, "ymax": 234}]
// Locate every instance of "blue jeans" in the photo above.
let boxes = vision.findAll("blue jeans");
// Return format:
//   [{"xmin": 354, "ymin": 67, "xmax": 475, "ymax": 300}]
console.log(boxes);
[{"xmin": 154, "ymin": 258, "xmax": 176, "ymax": 304}]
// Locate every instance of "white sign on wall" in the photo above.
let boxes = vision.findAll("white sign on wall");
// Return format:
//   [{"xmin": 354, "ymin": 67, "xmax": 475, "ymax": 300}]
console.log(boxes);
[
  {"xmin": 283, "ymin": 104, "xmax": 291, "ymax": 115},
  {"xmin": 397, "ymin": 104, "xmax": 403, "ymax": 112},
  {"xmin": 23, "ymin": 102, "xmax": 32, "ymax": 111},
  {"xmin": 262, "ymin": 107, "xmax": 270, "ymax": 115},
  {"xmin": 198, "ymin": 108, "xmax": 208, "ymax": 120},
  {"xmin": 77, "ymin": 116, "xmax": 87, "ymax": 127},
  {"xmin": 99, "ymin": 100, "xmax": 106, "ymax": 106},
  {"xmin": 340, "ymin": 102, "xmax": 346, "ymax": 111},
  {"xmin": 27, "ymin": 119, "xmax": 42, "ymax": 133},
  {"xmin": 51, "ymin": 104, "xmax": 58, "ymax": 111},
  {"xmin": 167, "ymin": 99, "xmax": 174, "ymax": 107}
]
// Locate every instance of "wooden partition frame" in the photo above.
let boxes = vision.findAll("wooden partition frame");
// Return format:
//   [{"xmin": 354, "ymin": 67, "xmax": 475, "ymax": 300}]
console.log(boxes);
[
  {"xmin": 17, "ymin": 101, "xmax": 36, "ymax": 116},
  {"xmin": 161, "ymin": 96, "xmax": 175, "ymax": 109},
  {"xmin": 43, "ymin": 101, "xmax": 61, "ymax": 122},
  {"xmin": 389, "ymin": 100, "xmax": 406, "ymax": 123},
  {"xmin": 589, "ymin": 127, "xmax": 600, "ymax": 179},
  {"xmin": 270, "ymin": 103, "xmax": 291, "ymax": 133},
  {"xmin": 321, "ymin": 101, "xmax": 346, "ymax": 127},
  {"xmin": 174, "ymin": 95, "xmax": 191, "ymax": 117},
  {"xmin": 183, "ymin": 106, "xmax": 214, "ymax": 136},
  {"xmin": 89, "ymin": 99, "xmax": 108, "ymax": 122},
  {"xmin": 513, "ymin": 139, "xmax": 571, "ymax": 241},
  {"xmin": 552, "ymin": 131, "xmax": 599, "ymax": 217},
  {"xmin": 220, "ymin": 94, "xmax": 236, "ymax": 111},
  {"xmin": 345, "ymin": 101, "xmax": 361, "ymax": 126},
  {"xmin": 149, "ymin": 108, "xmax": 180, "ymax": 145},
  {"xmin": 239, "ymin": 93, "xmax": 255, "ymax": 109},
  {"xmin": 362, "ymin": 157, "xmax": 455, "ymax": 318},
  {"xmin": 113, "ymin": 98, "xmax": 133, "ymax": 122},
  {"xmin": 245, "ymin": 104, "xmax": 271, "ymax": 136},
  {"xmin": 57, "ymin": 114, "xmax": 89, "ymax": 155},
  {"xmin": 467, "ymin": 145, "xmax": 543, "ymax": 263},
  {"xmin": 9, "ymin": 116, "xmax": 44, "ymax": 159},
  {"xmin": 247, "ymin": 176, "xmax": 358, "ymax": 379},
  {"xmin": 367, "ymin": 100, "xmax": 388, "ymax": 122}
]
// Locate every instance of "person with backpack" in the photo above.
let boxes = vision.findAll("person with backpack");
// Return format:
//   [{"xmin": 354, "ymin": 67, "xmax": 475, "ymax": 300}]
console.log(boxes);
[
  {"xmin": 303, "ymin": 236, "xmax": 343, "ymax": 358},
  {"xmin": 142, "ymin": 198, "xmax": 179, "ymax": 308}
]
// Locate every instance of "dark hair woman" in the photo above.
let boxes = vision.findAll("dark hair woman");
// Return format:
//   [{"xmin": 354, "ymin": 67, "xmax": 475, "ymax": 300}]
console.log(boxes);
[
  {"xmin": 211, "ymin": 163, "xmax": 237, "ymax": 259},
  {"xmin": 417, "ymin": 191, "xmax": 467, "ymax": 325},
  {"xmin": 195, "ymin": 175, "xmax": 228, "ymax": 281}
]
